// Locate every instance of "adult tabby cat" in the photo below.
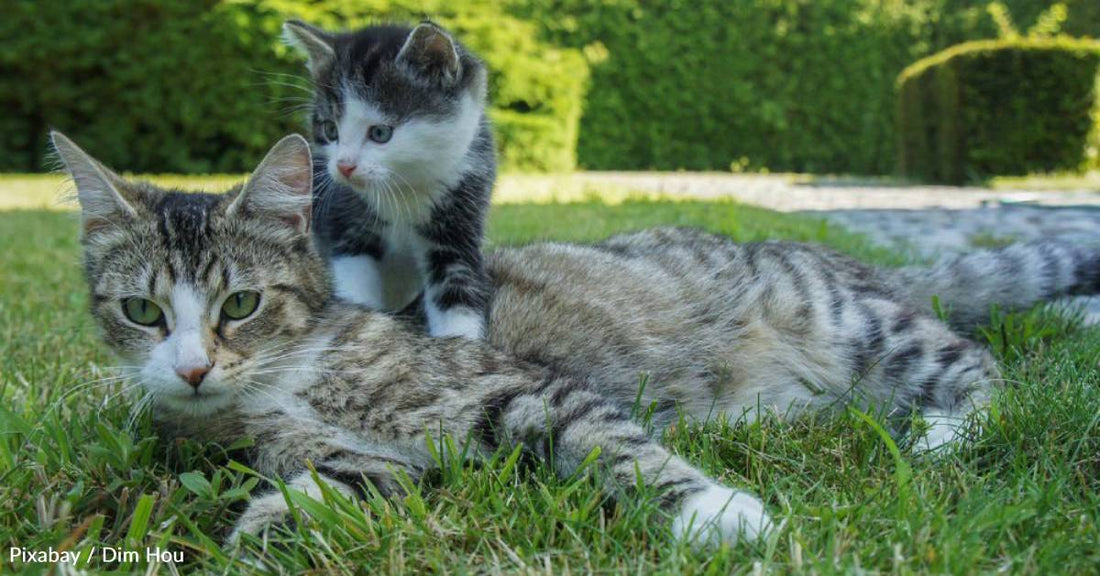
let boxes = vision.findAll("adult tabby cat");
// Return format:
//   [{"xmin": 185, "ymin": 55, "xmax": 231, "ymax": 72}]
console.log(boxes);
[
  {"xmin": 54, "ymin": 132, "xmax": 768, "ymax": 546},
  {"xmin": 56, "ymin": 131, "xmax": 1099, "ymax": 544},
  {"xmin": 283, "ymin": 20, "xmax": 495, "ymax": 339}
]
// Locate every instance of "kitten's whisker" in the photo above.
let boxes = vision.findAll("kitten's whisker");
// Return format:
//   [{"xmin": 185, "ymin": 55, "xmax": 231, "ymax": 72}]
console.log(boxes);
[
  {"xmin": 248, "ymin": 70, "xmax": 315, "ymax": 95},
  {"xmin": 387, "ymin": 172, "xmax": 419, "ymax": 225}
]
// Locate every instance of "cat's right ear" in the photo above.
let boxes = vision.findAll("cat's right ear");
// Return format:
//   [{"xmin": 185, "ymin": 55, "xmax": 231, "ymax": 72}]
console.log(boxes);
[
  {"xmin": 229, "ymin": 134, "xmax": 313, "ymax": 234},
  {"xmin": 50, "ymin": 131, "xmax": 138, "ymax": 235},
  {"xmin": 283, "ymin": 20, "xmax": 335, "ymax": 77}
]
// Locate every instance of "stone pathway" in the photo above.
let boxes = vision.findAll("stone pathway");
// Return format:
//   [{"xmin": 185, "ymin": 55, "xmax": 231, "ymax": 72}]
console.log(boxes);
[{"xmin": 573, "ymin": 172, "xmax": 1100, "ymax": 212}]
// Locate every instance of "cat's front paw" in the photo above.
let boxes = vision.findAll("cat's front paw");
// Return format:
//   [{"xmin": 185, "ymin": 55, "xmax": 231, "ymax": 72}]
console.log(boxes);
[
  {"xmin": 672, "ymin": 485, "xmax": 772, "ymax": 547},
  {"xmin": 227, "ymin": 472, "xmax": 355, "ymax": 545},
  {"xmin": 426, "ymin": 306, "xmax": 485, "ymax": 339},
  {"xmin": 227, "ymin": 491, "xmax": 294, "ymax": 545}
]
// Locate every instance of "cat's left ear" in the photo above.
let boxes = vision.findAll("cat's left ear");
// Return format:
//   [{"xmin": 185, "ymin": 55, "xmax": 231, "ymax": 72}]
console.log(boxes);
[
  {"xmin": 229, "ymin": 134, "xmax": 313, "ymax": 234},
  {"xmin": 51, "ymin": 131, "xmax": 141, "ymax": 236},
  {"xmin": 397, "ymin": 22, "xmax": 461, "ymax": 87}
]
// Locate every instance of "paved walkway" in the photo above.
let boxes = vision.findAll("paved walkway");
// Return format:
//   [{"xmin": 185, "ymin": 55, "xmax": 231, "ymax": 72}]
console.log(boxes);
[{"xmin": 574, "ymin": 172, "xmax": 1100, "ymax": 211}]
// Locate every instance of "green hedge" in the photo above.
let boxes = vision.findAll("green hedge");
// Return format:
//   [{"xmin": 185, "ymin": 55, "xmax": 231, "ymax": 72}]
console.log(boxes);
[
  {"xmin": 897, "ymin": 38, "xmax": 1100, "ymax": 184},
  {"xmin": 4, "ymin": 1, "xmax": 1099, "ymax": 176},
  {"xmin": 512, "ymin": 0, "xmax": 1100, "ymax": 173},
  {"xmin": 0, "ymin": 0, "xmax": 587, "ymax": 174},
  {"xmin": 512, "ymin": 0, "xmax": 947, "ymax": 173}
]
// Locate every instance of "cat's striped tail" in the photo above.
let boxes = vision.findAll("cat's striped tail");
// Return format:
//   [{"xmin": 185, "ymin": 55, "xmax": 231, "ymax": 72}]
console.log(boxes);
[{"xmin": 892, "ymin": 240, "xmax": 1100, "ymax": 332}]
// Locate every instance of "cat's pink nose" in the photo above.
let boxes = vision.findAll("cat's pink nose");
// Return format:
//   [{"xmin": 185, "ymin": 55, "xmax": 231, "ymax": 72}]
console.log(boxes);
[
  {"xmin": 337, "ymin": 162, "xmax": 357, "ymax": 179},
  {"xmin": 176, "ymin": 364, "xmax": 212, "ymax": 388}
]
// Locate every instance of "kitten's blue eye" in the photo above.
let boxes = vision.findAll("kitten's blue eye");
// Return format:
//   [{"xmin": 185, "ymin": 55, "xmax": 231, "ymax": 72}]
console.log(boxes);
[
  {"xmin": 368, "ymin": 125, "xmax": 393, "ymax": 144},
  {"xmin": 320, "ymin": 120, "xmax": 338, "ymax": 142}
]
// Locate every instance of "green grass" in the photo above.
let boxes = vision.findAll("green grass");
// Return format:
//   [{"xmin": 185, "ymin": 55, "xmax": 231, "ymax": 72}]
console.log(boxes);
[{"xmin": 1, "ymin": 178, "xmax": 1099, "ymax": 573}]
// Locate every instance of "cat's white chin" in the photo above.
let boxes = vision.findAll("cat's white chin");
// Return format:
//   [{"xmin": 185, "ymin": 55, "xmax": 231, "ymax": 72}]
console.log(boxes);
[{"xmin": 156, "ymin": 391, "xmax": 236, "ymax": 417}]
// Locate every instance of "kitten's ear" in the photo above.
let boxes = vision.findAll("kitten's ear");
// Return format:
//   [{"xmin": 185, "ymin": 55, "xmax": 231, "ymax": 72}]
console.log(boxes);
[
  {"xmin": 397, "ymin": 23, "xmax": 461, "ymax": 87},
  {"xmin": 283, "ymin": 20, "xmax": 336, "ymax": 77},
  {"xmin": 50, "ymin": 131, "xmax": 138, "ymax": 235},
  {"xmin": 229, "ymin": 134, "xmax": 313, "ymax": 234}
]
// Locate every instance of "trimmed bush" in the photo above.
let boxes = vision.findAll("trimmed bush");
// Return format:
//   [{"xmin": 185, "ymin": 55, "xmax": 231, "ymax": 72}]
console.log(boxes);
[
  {"xmin": 512, "ymin": 0, "xmax": 952, "ymax": 173},
  {"xmin": 512, "ymin": 0, "xmax": 1100, "ymax": 174},
  {"xmin": 0, "ymin": 0, "xmax": 587, "ymax": 173},
  {"xmin": 897, "ymin": 38, "xmax": 1100, "ymax": 184}
]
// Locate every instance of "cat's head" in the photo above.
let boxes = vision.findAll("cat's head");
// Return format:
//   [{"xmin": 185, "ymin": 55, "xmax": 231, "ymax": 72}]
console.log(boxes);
[
  {"xmin": 283, "ymin": 20, "xmax": 488, "ymax": 206},
  {"xmin": 54, "ymin": 132, "xmax": 330, "ymax": 417}
]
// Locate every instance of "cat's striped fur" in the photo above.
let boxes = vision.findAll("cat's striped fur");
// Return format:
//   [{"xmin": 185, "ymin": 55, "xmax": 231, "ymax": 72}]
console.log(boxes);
[
  {"xmin": 56, "ymin": 131, "xmax": 1100, "ymax": 547},
  {"xmin": 490, "ymin": 230, "xmax": 1098, "ymax": 448}
]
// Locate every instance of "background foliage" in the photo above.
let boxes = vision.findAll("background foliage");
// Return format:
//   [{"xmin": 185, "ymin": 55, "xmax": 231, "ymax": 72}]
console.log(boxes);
[
  {"xmin": 0, "ymin": 0, "xmax": 587, "ymax": 173},
  {"xmin": 0, "ymin": 0, "xmax": 1097, "ymax": 175},
  {"xmin": 515, "ymin": 0, "xmax": 1100, "ymax": 173},
  {"xmin": 897, "ymin": 38, "xmax": 1100, "ymax": 183}
]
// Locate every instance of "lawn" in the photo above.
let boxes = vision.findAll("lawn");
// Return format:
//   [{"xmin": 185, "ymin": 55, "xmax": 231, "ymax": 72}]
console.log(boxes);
[{"xmin": 1, "ymin": 175, "xmax": 1098, "ymax": 574}]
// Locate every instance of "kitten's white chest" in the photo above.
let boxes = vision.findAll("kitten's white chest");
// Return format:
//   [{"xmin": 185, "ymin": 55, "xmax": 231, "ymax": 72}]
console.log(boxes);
[
  {"xmin": 378, "ymin": 228, "xmax": 425, "ymax": 310},
  {"xmin": 330, "ymin": 227, "xmax": 425, "ymax": 312}
]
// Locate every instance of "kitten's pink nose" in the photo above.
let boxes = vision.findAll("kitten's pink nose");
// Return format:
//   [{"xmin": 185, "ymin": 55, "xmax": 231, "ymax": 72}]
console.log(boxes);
[
  {"xmin": 176, "ymin": 363, "xmax": 212, "ymax": 389},
  {"xmin": 337, "ymin": 162, "xmax": 357, "ymax": 179}
]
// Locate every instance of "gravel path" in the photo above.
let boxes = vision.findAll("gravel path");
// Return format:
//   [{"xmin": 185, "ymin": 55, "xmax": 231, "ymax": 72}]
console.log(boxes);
[{"xmin": 575, "ymin": 172, "xmax": 1100, "ymax": 211}]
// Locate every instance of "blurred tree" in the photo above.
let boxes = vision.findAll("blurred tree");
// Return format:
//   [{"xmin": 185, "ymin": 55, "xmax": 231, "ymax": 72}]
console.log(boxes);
[
  {"xmin": 3, "ymin": 0, "xmax": 1096, "ymax": 175},
  {"xmin": 0, "ymin": 0, "xmax": 587, "ymax": 173}
]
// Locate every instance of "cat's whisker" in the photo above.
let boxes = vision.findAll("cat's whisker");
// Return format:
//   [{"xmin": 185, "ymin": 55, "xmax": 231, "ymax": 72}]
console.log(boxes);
[
  {"xmin": 45, "ymin": 369, "xmax": 138, "ymax": 414},
  {"xmin": 313, "ymin": 171, "xmax": 340, "ymax": 226},
  {"xmin": 125, "ymin": 392, "xmax": 157, "ymax": 432},
  {"xmin": 387, "ymin": 172, "xmax": 419, "ymax": 224},
  {"xmin": 95, "ymin": 382, "xmax": 145, "ymax": 419},
  {"xmin": 248, "ymin": 70, "xmax": 315, "ymax": 95},
  {"xmin": 237, "ymin": 379, "xmax": 285, "ymax": 405},
  {"xmin": 380, "ymin": 178, "xmax": 405, "ymax": 224}
]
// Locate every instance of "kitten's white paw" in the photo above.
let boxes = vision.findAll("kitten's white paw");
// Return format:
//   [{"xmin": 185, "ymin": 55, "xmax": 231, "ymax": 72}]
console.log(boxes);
[
  {"xmin": 427, "ymin": 306, "xmax": 484, "ymax": 339},
  {"xmin": 672, "ymin": 485, "xmax": 772, "ymax": 547},
  {"xmin": 331, "ymin": 255, "xmax": 385, "ymax": 309}
]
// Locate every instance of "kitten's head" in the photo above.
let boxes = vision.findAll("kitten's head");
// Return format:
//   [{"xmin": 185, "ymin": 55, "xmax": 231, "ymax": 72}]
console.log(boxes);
[
  {"xmin": 54, "ymin": 132, "xmax": 330, "ymax": 417},
  {"xmin": 284, "ymin": 20, "xmax": 488, "ymax": 204}
]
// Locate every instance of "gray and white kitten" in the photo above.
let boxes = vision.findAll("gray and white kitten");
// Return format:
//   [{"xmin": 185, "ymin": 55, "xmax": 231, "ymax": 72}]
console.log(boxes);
[
  {"xmin": 284, "ymin": 20, "xmax": 495, "ymax": 339},
  {"xmin": 55, "ymin": 132, "xmax": 769, "ymax": 547}
]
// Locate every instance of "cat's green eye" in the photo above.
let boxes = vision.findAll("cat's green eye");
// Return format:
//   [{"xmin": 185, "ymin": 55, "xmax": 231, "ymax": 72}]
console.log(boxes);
[
  {"xmin": 320, "ymin": 120, "xmax": 338, "ymax": 142},
  {"xmin": 122, "ymin": 298, "xmax": 163, "ymax": 326},
  {"xmin": 368, "ymin": 124, "xmax": 393, "ymax": 144},
  {"xmin": 222, "ymin": 291, "xmax": 260, "ymax": 321}
]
